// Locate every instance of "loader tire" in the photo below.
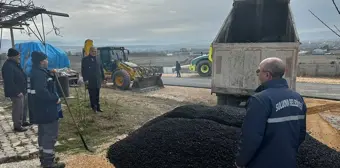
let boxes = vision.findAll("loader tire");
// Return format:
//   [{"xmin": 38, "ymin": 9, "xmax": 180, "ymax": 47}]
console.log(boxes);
[
  {"xmin": 112, "ymin": 70, "xmax": 131, "ymax": 90},
  {"xmin": 197, "ymin": 60, "xmax": 212, "ymax": 77}
]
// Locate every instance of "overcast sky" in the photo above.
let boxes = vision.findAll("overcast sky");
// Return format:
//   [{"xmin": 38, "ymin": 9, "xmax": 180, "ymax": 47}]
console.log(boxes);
[{"xmin": 2, "ymin": 0, "xmax": 340, "ymax": 45}]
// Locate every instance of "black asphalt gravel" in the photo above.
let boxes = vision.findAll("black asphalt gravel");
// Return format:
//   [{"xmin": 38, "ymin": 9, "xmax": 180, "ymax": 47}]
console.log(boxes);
[{"xmin": 107, "ymin": 105, "xmax": 340, "ymax": 168}]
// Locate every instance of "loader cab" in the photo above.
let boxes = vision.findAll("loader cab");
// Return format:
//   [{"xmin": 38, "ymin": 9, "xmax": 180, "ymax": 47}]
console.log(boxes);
[{"xmin": 97, "ymin": 46, "xmax": 130, "ymax": 72}]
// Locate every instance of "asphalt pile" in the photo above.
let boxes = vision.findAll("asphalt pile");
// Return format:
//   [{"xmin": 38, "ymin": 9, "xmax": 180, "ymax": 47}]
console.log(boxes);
[
  {"xmin": 297, "ymin": 135, "xmax": 340, "ymax": 168},
  {"xmin": 107, "ymin": 105, "xmax": 340, "ymax": 168}
]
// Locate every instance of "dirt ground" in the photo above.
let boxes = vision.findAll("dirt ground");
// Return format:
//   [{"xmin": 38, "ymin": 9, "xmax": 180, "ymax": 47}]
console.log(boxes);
[
  {"xmin": 297, "ymin": 77, "xmax": 340, "ymax": 84},
  {"xmin": 56, "ymin": 87, "xmax": 186, "ymax": 154},
  {"xmin": 36, "ymin": 86, "xmax": 340, "ymax": 167}
]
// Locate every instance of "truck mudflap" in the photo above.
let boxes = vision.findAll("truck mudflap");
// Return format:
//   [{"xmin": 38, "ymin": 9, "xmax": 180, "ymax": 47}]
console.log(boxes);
[{"xmin": 131, "ymin": 74, "xmax": 164, "ymax": 93}]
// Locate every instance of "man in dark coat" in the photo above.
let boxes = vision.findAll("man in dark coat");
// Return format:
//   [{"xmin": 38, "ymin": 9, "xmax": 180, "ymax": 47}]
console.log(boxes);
[
  {"xmin": 81, "ymin": 47, "xmax": 105, "ymax": 112},
  {"xmin": 29, "ymin": 51, "xmax": 65, "ymax": 168},
  {"xmin": 175, "ymin": 61, "xmax": 181, "ymax": 77},
  {"xmin": 1, "ymin": 48, "xmax": 31, "ymax": 132},
  {"xmin": 235, "ymin": 57, "xmax": 307, "ymax": 168}
]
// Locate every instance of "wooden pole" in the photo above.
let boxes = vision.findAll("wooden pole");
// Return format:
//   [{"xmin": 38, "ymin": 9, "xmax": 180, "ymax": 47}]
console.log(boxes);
[{"xmin": 10, "ymin": 27, "xmax": 14, "ymax": 48}]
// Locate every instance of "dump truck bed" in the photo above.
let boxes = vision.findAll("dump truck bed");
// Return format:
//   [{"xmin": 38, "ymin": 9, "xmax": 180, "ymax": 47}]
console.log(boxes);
[
  {"xmin": 211, "ymin": 42, "xmax": 299, "ymax": 96},
  {"xmin": 211, "ymin": 1, "xmax": 299, "ymax": 99}
]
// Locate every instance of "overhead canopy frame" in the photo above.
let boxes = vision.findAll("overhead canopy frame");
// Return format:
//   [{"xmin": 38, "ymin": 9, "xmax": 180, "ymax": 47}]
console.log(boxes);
[{"xmin": 0, "ymin": 1, "xmax": 69, "ymax": 48}]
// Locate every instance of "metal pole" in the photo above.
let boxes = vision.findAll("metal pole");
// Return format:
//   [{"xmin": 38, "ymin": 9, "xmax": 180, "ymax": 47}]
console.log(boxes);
[
  {"xmin": 0, "ymin": 28, "xmax": 3, "ymax": 49},
  {"xmin": 10, "ymin": 27, "xmax": 14, "ymax": 48}
]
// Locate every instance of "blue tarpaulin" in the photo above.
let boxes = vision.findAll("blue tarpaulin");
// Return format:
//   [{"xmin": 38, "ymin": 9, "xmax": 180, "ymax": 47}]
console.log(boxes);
[{"xmin": 14, "ymin": 42, "xmax": 70, "ymax": 75}]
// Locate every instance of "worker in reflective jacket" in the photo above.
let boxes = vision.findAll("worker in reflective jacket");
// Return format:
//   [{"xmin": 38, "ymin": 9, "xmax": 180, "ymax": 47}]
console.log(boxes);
[
  {"xmin": 235, "ymin": 57, "xmax": 307, "ymax": 168},
  {"xmin": 29, "ymin": 51, "xmax": 65, "ymax": 168}
]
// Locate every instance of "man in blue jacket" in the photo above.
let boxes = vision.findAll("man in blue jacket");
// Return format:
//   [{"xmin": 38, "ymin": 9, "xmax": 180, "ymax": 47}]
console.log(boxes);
[
  {"xmin": 29, "ymin": 51, "xmax": 65, "ymax": 168},
  {"xmin": 235, "ymin": 57, "xmax": 307, "ymax": 168}
]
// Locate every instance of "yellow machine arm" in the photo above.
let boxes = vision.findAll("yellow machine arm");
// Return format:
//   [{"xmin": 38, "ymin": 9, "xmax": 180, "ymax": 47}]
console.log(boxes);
[
  {"xmin": 83, "ymin": 39, "xmax": 94, "ymax": 56},
  {"xmin": 208, "ymin": 43, "xmax": 213, "ymax": 62}
]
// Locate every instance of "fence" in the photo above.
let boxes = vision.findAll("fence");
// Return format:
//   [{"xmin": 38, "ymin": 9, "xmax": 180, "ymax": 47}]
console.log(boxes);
[{"xmin": 297, "ymin": 63, "xmax": 340, "ymax": 77}]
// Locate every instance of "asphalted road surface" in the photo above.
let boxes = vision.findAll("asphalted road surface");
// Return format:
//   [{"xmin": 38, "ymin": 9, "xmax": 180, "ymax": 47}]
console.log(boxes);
[{"xmin": 161, "ymin": 77, "xmax": 340, "ymax": 100}]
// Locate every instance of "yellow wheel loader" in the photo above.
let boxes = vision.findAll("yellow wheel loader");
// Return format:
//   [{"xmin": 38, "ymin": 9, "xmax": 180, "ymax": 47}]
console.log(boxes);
[{"xmin": 82, "ymin": 40, "xmax": 164, "ymax": 91}]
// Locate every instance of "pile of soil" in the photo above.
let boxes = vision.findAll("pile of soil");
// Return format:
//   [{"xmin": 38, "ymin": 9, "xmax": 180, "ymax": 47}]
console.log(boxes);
[{"xmin": 107, "ymin": 105, "xmax": 340, "ymax": 168}]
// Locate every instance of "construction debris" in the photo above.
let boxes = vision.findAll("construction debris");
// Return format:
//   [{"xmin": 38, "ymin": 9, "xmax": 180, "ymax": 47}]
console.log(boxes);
[{"xmin": 107, "ymin": 105, "xmax": 340, "ymax": 168}]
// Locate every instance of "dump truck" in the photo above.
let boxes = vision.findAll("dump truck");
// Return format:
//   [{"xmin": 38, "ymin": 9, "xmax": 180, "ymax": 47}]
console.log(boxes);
[
  {"xmin": 211, "ymin": 0, "xmax": 299, "ymax": 106},
  {"xmin": 82, "ymin": 39, "xmax": 164, "ymax": 91}
]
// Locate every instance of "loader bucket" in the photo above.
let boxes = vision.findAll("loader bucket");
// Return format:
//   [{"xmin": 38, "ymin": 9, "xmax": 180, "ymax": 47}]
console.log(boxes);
[{"xmin": 131, "ymin": 74, "xmax": 164, "ymax": 92}]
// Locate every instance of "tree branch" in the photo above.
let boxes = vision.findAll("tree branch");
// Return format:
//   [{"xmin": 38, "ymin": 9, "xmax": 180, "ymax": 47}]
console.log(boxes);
[
  {"xmin": 334, "ymin": 25, "xmax": 340, "ymax": 34},
  {"xmin": 309, "ymin": 9, "xmax": 340, "ymax": 38},
  {"xmin": 332, "ymin": 0, "xmax": 340, "ymax": 15}
]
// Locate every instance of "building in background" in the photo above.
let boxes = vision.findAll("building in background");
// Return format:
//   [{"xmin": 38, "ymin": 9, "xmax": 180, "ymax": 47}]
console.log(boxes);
[{"xmin": 312, "ymin": 49, "xmax": 326, "ymax": 55}]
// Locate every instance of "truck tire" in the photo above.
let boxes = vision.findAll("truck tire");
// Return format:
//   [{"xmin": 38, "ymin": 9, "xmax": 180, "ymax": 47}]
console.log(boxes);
[
  {"xmin": 112, "ymin": 70, "xmax": 131, "ymax": 90},
  {"xmin": 197, "ymin": 60, "xmax": 212, "ymax": 77},
  {"xmin": 217, "ymin": 95, "xmax": 227, "ymax": 105},
  {"xmin": 217, "ymin": 94, "xmax": 243, "ymax": 107}
]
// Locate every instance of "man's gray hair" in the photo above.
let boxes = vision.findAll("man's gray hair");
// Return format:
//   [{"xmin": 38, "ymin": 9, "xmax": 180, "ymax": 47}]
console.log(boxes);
[{"xmin": 260, "ymin": 57, "xmax": 286, "ymax": 78}]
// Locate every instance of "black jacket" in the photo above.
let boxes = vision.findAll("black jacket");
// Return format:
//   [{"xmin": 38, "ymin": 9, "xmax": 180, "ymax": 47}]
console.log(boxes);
[
  {"xmin": 236, "ymin": 78, "xmax": 307, "ymax": 168},
  {"xmin": 29, "ymin": 65, "xmax": 59, "ymax": 124},
  {"xmin": 1, "ymin": 59, "xmax": 27, "ymax": 97},
  {"xmin": 81, "ymin": 56, "xmax": 105, "ymax": 89},
  {"xmin": 175, "ymin": 62, "xmax": 181, "ymax": 71}
]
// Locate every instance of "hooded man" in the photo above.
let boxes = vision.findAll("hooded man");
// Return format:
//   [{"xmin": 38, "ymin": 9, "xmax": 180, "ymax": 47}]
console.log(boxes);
[
  {"xmin": 1, "ymin": 48, "xmax": 31, "ymax": 132},
  {"xmin": 29, "ymin": 51, "xmax": 65, "ymax": 168}
]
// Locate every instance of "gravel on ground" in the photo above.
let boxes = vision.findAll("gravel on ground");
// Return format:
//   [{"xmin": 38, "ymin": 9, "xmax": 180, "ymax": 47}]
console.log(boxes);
[
  {"xmin": 319, "ymin": 112, "xmax": 340, "ymax": 131},
  {"xmin": 2, "ymin": 85, "xmax": 340, "ymax": 167},
  {"xmin": 65, "ymin": 154, "xmax": 114, "ymax": 168},
  {"xmin": 145, "ymin": 86, "xmax": 340, "ymax": 151},
  {"xmin": 0, "ymin": 159, "xmax": 40, "ymax": 168},
  {"xmin": 108, "ymin": 104, "xmax": 340, "ymax": 168}
]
